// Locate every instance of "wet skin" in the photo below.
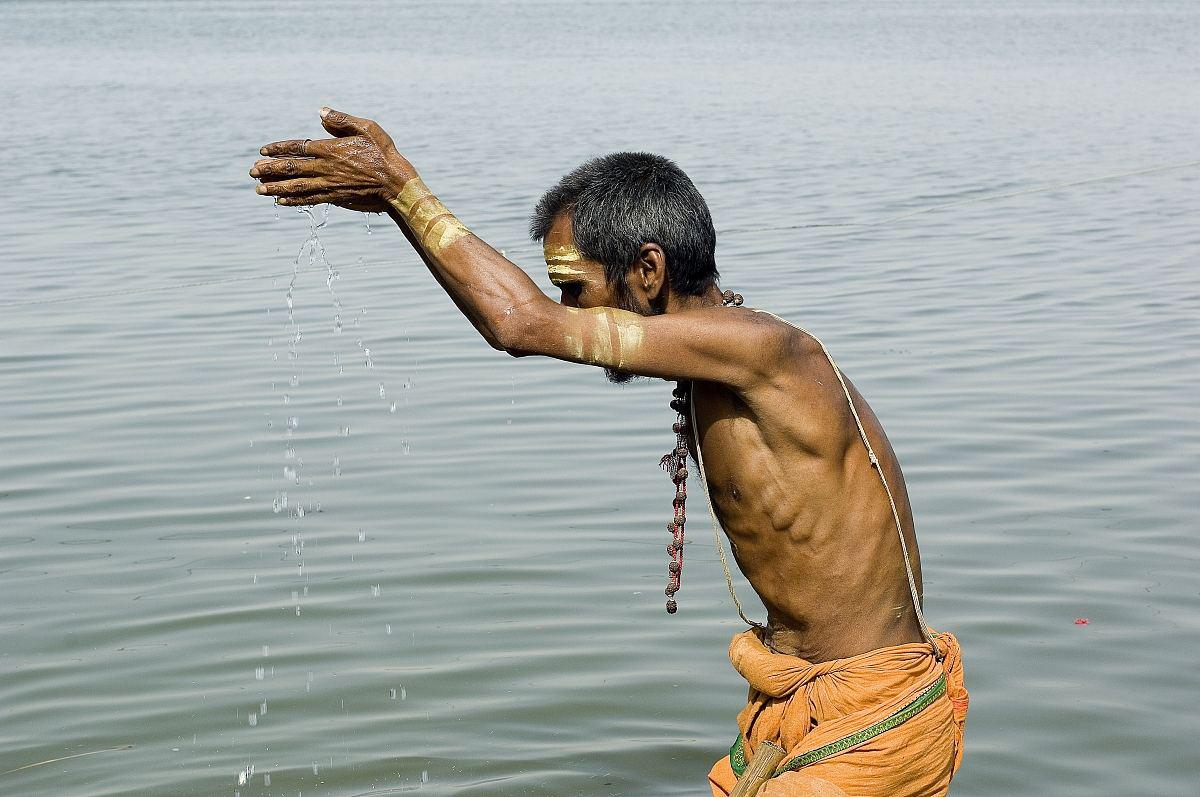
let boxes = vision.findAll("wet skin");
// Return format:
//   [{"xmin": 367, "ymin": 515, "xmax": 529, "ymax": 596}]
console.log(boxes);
[{"xmin": 252, "ymin": 109, "xmax": 926, "ymax": 662}]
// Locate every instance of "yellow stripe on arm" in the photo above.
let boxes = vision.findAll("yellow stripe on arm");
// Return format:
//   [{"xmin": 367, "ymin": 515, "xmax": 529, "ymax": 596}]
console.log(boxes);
[
  {"xmin": 504, "ymin": 303, "xmax": 789, "ymax": 390},
  {"xmin": 544, "ymin": 306, "xmax": 665, "ymax": 373},
  {"xmin": 387, "ymin": 177, "xmax": 471, "ymax": 256}
]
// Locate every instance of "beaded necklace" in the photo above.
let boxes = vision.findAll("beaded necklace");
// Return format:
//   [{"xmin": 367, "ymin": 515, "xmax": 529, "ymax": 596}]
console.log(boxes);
[{"xmin": 659, "ymin": 289, "xmax": 742, "ymax": 614}]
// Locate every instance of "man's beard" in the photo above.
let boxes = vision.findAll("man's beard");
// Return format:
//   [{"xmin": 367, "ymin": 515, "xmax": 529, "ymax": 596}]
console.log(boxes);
[{"xmin": 604, "ymin": 276, "xmax": 663, "ymax": 384}]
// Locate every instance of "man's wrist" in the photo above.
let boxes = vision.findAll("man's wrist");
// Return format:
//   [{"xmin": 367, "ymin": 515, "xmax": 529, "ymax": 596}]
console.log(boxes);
[{"xmin": 381, "ymin": 154, "xmax": 418, "ymax": 199}]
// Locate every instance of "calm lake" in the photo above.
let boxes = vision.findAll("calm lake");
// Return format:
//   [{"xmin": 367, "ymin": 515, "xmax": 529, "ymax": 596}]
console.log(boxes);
[{"xmin": 2, "ymin": 1, "xmax": 1198, "ymax": 795}]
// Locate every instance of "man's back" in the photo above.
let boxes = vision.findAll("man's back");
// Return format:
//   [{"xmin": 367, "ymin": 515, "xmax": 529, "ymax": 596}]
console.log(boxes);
[{"xmin": 689, "ymin": 312, "xmax": 926, "ymax": 662}]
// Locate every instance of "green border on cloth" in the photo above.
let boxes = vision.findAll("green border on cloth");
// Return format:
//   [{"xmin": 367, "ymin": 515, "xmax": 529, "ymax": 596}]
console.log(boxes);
[{"xmin": 729, "ymin": 674, "xmax": 947, "ymax": 779}]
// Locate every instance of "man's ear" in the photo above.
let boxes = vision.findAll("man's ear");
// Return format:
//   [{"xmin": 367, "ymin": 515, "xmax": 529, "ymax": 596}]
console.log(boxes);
[{"xmin": 636, "ymin": 243, "xmax": 667, "ymax": 301}]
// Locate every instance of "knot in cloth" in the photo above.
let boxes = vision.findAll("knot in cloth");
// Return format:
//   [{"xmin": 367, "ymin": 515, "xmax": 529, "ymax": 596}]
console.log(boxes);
[{"xmin": 728, "ymin": 628, "xmax": 967, "ymax": 772}]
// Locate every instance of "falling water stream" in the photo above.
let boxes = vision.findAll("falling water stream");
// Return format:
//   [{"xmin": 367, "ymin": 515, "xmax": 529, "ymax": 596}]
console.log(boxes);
[{"xmin": 243, "ymin": 206, "xmax": 411, "ymax": 794}]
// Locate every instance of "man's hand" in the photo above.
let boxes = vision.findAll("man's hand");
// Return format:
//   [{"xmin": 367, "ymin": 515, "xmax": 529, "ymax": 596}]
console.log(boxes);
[{"xmin": 250, "ymin": 108, "xmax": 415, "ymax": 212}]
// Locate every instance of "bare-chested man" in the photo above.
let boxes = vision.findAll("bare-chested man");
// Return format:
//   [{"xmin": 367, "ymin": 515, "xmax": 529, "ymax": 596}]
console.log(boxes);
[{"xmin": 251, "ymin": 109, "xmax": 968, "ymax": 797}]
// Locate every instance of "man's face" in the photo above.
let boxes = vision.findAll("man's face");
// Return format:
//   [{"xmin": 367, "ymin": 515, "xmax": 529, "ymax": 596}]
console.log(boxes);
[{"xmin": 543, "ymin": 213, "xmax": 647, "ymax": 383}]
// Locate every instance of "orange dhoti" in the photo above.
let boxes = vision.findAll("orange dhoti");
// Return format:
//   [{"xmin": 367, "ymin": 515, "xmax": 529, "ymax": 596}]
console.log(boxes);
[{"xmin": 708, "ymin": 629, "xmax": 968, "ymax": 797}]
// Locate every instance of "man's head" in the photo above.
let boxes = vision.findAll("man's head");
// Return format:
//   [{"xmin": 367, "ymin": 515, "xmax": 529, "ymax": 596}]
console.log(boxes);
[{"xmin": 530, "ymin": 152, "xmax": 719, "ymax": 320}]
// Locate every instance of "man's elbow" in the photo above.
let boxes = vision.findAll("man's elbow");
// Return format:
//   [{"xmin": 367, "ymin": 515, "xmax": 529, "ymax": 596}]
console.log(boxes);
[{"xmin": 492, "ymin": 306, "xmax": 549, "ymax": 358}]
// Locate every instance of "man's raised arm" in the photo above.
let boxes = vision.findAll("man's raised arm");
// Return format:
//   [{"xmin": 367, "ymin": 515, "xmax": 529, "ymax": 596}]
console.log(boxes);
[{"xmin": 251, "ymin": 109, "xmax": 788, "ymax": 390}]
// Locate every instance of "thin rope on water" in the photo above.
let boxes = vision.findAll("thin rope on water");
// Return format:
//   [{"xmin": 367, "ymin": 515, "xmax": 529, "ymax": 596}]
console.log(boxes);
[
  {"xmin": 0, "ymin": 745, "xmax": 134, "ymax": 777},
  {"xmin": 4, "ymin": 158, "xmax": 1196, "ymax": 311}
]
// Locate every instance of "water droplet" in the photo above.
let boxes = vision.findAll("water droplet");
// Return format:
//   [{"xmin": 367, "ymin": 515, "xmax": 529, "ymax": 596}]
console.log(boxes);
[
  {"xmin": 389, "ymin": 688, "xmax": 397, "ymax": 700},
  {"xmin": 371, "ymin": 584, "xmax": 381, "ymax": 597},
  {"xmin": 389, "ymin": 402, "xmax": 397, "ymax": 414},
  {"xmin": 385, "ymin": 623, "xmax": 392, "ymax": 635},
  {"xmin": 401, "ymin": 686, "xmax": 407, "ymax": 700},
  {"xmin": 255, "ymin": 666, "xmax": 265, "ymax": 681},
  {"xmin": 262, "ymin": 645, "xmax": 270, "ymax": 657},
  {"xmin": 379, "ymin": 383, "xmax": 386, "ymax": 399},
  {"xmin": 358, "ymin": 529, "xmax": 366, "ymax": 542},
  {"xmin": 333, "ymin": 457, "xmax": 341, "ymax": 476},
  {"xmin": 260, "ymin": 701, "xmax": 267, "ymax": 716},
  {"xmin": 421, "ymin": 769, "xmax": 428, "ymax": 784},
  {"xmin": 263, "ymin": 773, "xmax": 271, "ymax": 786},
  {"xmin": 248, "ymin": 712, "xmax": 257, "ymax": 727}
]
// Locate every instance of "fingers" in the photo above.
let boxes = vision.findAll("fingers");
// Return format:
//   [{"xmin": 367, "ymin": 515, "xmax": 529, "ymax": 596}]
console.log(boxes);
[
  {"xmin": 259, "ymin": 138, "xmax": 330, "ymax": 158},
  {"xmin": 319, "ymin": 106, "xmax": 379, "ymax": 138},
  {"xmin": 255, "ymin": 178, "xmax": 325, "ymax": 198},
  {"xmin": 250, "ymin": 157, "xmax": 329, "ymax": 181},
  {"xmin": 274, "ymin": 192, "xmax": 343, "ymax": 207}
]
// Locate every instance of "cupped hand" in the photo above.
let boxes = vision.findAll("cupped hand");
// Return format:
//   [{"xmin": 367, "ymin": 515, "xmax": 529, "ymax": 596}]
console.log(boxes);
[{"xmin": 250, "ymin": 108, "xmax": 415, "ymax": 213}]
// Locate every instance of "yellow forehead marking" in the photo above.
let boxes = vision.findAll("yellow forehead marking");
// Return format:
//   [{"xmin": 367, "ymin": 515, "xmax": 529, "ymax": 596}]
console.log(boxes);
[
  {"xmin": 544, "ymin": 244, "xmax": 582, "ymax": 262},
  {"xmin": 547, "ymin": 263, "xmax": 588, "ymax": 284}
]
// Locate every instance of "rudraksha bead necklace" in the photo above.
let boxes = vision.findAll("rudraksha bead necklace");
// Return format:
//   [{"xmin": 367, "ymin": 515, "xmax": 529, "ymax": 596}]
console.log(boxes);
[{"xmin": 658, "ymin": 289, "xmax": 743, "ymax": 614}]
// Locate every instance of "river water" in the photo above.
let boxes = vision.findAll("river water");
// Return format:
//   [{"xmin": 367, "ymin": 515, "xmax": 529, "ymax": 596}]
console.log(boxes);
[{"xmin": 2, "ymin": 2, "xmax": 1198, "ymax": 795}]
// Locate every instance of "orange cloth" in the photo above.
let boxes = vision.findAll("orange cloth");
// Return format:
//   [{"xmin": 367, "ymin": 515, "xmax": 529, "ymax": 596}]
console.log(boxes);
[{"xmin": 709, "ymin": 629, "xmax": 968, "ymax": 797}]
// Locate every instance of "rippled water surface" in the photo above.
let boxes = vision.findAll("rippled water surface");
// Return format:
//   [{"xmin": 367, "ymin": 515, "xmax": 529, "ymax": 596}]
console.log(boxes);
[{"xmin": 2, "ymin": 2, "xmax": 1198, "ymax": 795}]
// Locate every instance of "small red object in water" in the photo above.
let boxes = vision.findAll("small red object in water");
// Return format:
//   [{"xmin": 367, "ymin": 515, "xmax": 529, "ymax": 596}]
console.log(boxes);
[{"xmin": 1074, "ymin": 618, "xmax": 1090, "ymax": 625}]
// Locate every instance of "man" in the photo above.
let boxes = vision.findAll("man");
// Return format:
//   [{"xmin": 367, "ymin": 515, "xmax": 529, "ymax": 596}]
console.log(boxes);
[{"xmin": 251, "ymin": 108, "xmax": 968, "ymax": 796}]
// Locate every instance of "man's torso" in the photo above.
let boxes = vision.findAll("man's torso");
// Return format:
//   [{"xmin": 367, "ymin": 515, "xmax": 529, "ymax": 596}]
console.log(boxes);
[{"xmin": 687, "ymin": 319, "xmax": 926, "ymax": 662}]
